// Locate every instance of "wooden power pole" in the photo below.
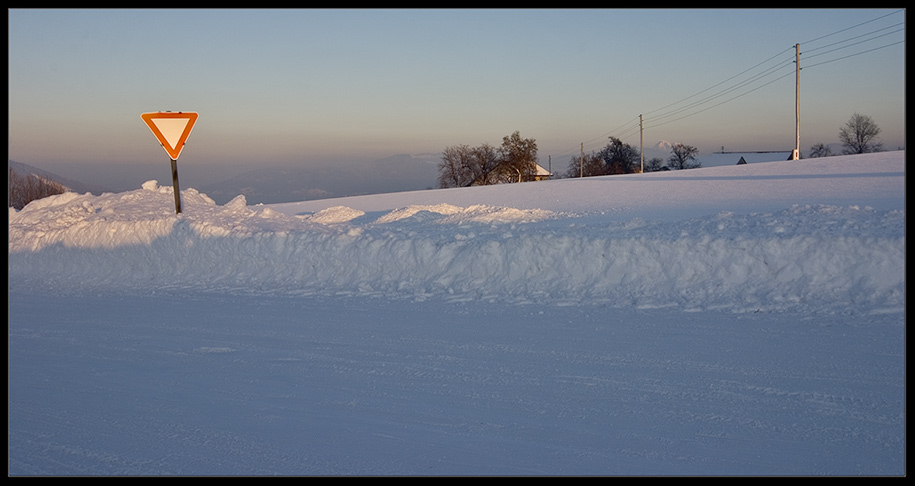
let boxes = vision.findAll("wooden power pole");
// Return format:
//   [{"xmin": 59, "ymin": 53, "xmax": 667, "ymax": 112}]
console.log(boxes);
[
  {"xmin": 794, "ymin": 43, "xmax": 800, "ymax": 160},
  {"xmin": 640, "ymin": 114, "xmax": 644, "ymax": 172}
]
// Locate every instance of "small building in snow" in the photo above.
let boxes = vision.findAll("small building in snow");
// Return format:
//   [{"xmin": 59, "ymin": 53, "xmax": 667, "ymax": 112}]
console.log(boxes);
[{"xmin": 531, "ymin": 163, "xmax": 552, "ymax": 181}]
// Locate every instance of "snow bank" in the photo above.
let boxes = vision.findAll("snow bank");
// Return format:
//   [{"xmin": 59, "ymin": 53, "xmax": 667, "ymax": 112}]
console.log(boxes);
[{"xmin": 8, "ymin": 153, "xmax": 905, "ymax": 313}]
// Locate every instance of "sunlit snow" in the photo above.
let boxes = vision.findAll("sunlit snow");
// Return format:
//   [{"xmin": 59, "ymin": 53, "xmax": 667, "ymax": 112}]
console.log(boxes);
[{"xmin": 8, "ymin": 152, "xmax": 905, "ymax": 475}]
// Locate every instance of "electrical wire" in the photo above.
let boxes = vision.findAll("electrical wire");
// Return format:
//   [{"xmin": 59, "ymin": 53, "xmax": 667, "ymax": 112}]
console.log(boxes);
[{"xmin": 549, "ymin": 9, "xmax": 903, "ymax": 160}]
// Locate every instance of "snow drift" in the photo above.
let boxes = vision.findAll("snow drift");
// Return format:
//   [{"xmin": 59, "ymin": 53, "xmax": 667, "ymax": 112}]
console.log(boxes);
[{"xmin": 8, "ymin": 152, "xmax": 905, "ymax": 314}]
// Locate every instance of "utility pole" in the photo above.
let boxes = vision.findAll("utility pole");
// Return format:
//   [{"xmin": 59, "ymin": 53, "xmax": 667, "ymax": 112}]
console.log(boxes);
[
  {"xmin": 580, "ymin": 143, "xmax": 584, "ymax": 178},
  {"xmin": 639, "ymin": 114, "xmax": 644, "ymax": 173},
  {"xmin": 793, "ymin": 43, "xmax": 800, "ymax": 160}
]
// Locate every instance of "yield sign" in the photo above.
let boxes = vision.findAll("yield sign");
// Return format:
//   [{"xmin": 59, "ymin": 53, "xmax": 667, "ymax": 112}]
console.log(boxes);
[{"xmin": 141, "ymin": 111, "xmax": 198, "ymax": 160}]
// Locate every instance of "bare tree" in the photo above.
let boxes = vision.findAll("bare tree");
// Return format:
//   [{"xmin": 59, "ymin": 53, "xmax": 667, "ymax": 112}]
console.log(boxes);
[
  {"xmin": 644, "ymin": 157, "xmax": 666, "ymax": 172},
  {"xmin": 8, "ymin": 167, "xmax": 67, "ymax": 210},
  {"xmin": 565, "ymin": 137, "xmax": 641, "ymax": 178},
  {"xmin": 667, "ymin": 143, "xmax": 700, "ymax": 170},
  {"xmin": 438, "ymin": 144, "xmax": 474, "ymax": 188},
  {"xmin": 839, "ymin": 113, "xmax": 883, "ymax": 154},
  {"xmin": 465, "ymin": 144, "xmax": 501, "ymax": 186},
  {"xmin": 438, "ymin": 143, "xmax": 501, "ymax": 188},
  {"xmin": 598, "ymin": 137, "xmax": 640, "ymax": 175},
  {"xmin": 565, "ymin": 152, "xmax": 604, "ymax": 178},
  {"xmin": 808, "ymin": 142, "xmax": 833, "ymax": 158},
  {"xmin": 439, "ymin": 131, "xmax": 538, "ymax": 187}
]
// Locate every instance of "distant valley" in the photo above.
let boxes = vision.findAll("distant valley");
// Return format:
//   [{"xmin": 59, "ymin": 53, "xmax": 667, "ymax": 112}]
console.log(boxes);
[
  {"xmin": 200, "ymin": 153, "xmax": 441, "ymax": 205},
  {"xmin": 9, "ymin": 154, "xmax": 442, "ymax": 207}
]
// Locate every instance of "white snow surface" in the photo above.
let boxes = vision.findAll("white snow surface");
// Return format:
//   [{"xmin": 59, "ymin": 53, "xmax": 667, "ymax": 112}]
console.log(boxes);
[{"xmin": 8, "ymin": 152, "xmax": 905, "ymax": 475}]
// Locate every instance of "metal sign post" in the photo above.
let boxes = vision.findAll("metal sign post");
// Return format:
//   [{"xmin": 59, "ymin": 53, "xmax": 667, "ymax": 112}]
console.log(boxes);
[{"xmin": 170, "ymin": 158, "xmax": 182, "ymax": 213}]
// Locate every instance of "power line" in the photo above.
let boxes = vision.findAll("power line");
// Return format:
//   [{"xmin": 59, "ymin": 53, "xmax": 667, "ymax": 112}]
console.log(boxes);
[
  {"xmin": 639, "ymin": 11, "xmax": 903, "ymax": 138},
  {"xmin": 804, "ymin": 28, "xmax": 905, "ymax": 62},
  {"xmin": 804, "ymin": 40, "xmax": 904, "ymax": 70},
  {"xmin": 646, "ymin": 57, "xmax": 795, "ymax": 126},
  {"xmin": 645, "ymin": 70, "xmax": 795, "ymax": 130},
  {"xmin": 803, "ymin": 21, "xmax": 904, "ymax": 55},
  {"xmin": 549, "ymin": 9, "xmax": 904, "ymax": 160},
  {"xmin": 643, "ymin": 47, "xmax": 794, "ymax": 119},
  {"xmin": 644, "ymin": 14, "xmax": 903, "ymax": 129},
  {"xmin": 552, "ymin": 116, "xmax": 641, "ymax": 160},
  {"xmin": 798, "ymin": 9, "xmax": 903, "ymax": 45}
]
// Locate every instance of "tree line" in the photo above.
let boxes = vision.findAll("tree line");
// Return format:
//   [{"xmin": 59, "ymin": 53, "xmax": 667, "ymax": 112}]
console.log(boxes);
[
  {"xmin": 438, "ymin": 131, "xmax": 540, "ymax": 188},
  {"xmin": 808, "ymin": 113, "xmax": 886, "ymax": 158},
  {"xmin": 437, "ymin": 132, "xmax": 702, "ymax": 188},
  {"xmin": 566, "ymin": 138, "xmax": 701, "ymax": 178},
  {"xmin": 439, "ymin": 113, "xmax": 889, "ymax": 186}
]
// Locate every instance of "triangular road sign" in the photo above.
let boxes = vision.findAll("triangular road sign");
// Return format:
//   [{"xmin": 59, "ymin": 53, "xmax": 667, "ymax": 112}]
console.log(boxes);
[{"xmin": 141, "ymin": 111, "xmax": 198, "ymax": 160}]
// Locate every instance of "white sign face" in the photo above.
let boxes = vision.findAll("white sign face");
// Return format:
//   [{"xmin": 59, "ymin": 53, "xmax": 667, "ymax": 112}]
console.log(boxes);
[
  {"xmin": 151, "ymin": 118, "xmax": 191, "ymax": 150},
  {"xmin": 141, "ymin": 112, "xmax": 198, "ymax": 160}
]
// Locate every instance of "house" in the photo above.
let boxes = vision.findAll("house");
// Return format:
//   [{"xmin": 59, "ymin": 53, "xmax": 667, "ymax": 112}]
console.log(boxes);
[
  {"xmin": 697, "ymin": 151, "xmax": 794, "ymax": 168},
  {"xmin": 531, "ymin": 163, "xmax": 552, "ymax": 181},
  {"xmin": 515, "ymin": 163, "xmax": 552, "ymax": 182}
]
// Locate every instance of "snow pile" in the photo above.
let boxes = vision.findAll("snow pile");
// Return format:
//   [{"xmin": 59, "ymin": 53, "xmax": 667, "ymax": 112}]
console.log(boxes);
[{"xmin": 8, "ymin": 152, "xmax": 905, "ymax": 313}]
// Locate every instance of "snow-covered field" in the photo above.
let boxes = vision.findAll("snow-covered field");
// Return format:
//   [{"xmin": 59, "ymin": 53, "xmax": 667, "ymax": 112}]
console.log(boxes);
[{"xmin": 8, "ymin": 152, "xmax": 905, "ymax": 475}]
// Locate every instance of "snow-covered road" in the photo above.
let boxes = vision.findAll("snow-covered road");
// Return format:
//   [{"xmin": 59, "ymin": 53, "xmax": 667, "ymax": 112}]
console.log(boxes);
[{"xmin": 9, "ymin": 290, "xmax": 904, "ymax": 475}]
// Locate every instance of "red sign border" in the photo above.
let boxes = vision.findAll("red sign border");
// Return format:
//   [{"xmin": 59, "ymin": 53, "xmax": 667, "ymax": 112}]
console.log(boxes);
[{"xmin": 141, "ymin": 111, "xmax": 198, "ymax": 160}]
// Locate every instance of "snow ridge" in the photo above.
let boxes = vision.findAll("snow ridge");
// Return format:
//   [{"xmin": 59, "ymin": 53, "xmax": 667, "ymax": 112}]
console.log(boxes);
[{"xmin": 9, "ymin": 176, "xmax": 904, "ymax": 314}]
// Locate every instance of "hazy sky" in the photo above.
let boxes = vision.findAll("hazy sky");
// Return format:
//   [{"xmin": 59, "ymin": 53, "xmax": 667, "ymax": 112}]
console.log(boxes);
[{"xmin": 8, "ymin": 8, "xmax": 905, "ymax": 191}]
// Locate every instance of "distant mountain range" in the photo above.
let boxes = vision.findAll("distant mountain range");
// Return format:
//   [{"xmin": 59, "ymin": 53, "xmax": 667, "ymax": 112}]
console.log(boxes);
[
  {"xmin": 10, "ymin": 154, "xmax": 445, "ymax": 206},
  {"xmin": 199, "ymin": 153, "xmax": 441, "ymax": 205},
  {"xmin": 8, "ymin": 160, "xmax": 112, "ymax": 196}
]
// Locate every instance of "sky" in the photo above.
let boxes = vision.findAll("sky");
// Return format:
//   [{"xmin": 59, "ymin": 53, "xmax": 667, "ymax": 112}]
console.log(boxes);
[{"xmin": 8, "ymin": 8, "xmax": 906, "ymax": 193}]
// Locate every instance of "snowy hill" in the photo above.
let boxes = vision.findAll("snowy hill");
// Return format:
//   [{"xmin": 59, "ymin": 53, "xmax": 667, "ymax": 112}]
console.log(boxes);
[
  {"xmin": 8, "ymin": 151, "xmax": 905, "ymax": 475},
  {"xmin": 11, "ymin": 151, "xmax": 904, "ymax": 313}
]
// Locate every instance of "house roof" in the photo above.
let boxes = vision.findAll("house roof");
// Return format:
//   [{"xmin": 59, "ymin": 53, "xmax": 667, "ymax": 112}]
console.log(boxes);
[{"xmin": 534, "ymin": 163, "xmax": 551, "ymax": 176}]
